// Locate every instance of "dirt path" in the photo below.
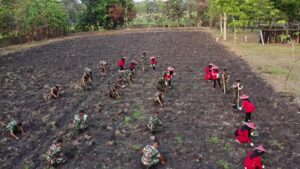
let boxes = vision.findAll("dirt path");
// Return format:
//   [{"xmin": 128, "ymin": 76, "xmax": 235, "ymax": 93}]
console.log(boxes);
[{"xmin": 0, "ymin": 29, "xmax": 299, "ymax": 169}]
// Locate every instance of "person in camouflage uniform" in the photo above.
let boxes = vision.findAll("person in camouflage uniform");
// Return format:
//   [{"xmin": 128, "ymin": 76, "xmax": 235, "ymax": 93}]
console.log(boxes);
[
  {"xmin": 46, "ymin": 139, "xmax": 65, "ymax": 165},
  {"xmin": 5, "ymin": 120, "xmax": 24, "ymax": 140},
  {"xmin": 141, "ymin": 141, "xmax": 166, "ymax": 168},
  {"xmin": 221, "ymin": 68, "xmax": 230, "ymax": 94},
  {"xmin": 100, "ymin": 61, "xmax": 109, "ymax": 73},
  {"xmin": 232, "ymin": 79, "xmax": 243, "ymax": 108},
  {"xmin": 147, "ymin": 112, "xmax": 163, "ymax": 132},
  {"xmin": 155, "ymin": 77, "xmax": 167, "ymax": 106},
  {"xmin": 141, "ymin": 52, "xmax": 147, "ymax": 72},
  {"xmin": 73, "ymin": 110, "xmax": 88, "ymax": 131},
  {"xmin": 108, "ymin": 85, "xmax": 119, "ymax": 99},
  {"xmin": 119, "ymin": 70, "xmax": 133, "ymax": 85},
  {"xmin": 80, "ymin": 68, "xmax": 93, "ymax": 89}
]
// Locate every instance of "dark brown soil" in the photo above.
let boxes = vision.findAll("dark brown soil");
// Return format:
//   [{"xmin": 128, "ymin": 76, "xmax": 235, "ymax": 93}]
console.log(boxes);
[{"xmin": 0, "ymin": 29, "xmax": 299, "ymax": 169}]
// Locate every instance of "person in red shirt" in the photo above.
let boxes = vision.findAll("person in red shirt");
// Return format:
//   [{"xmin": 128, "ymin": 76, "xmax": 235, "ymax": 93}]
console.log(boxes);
[
  {"xmin": 244, "ymin": 144, "xmax": 266, "ymax": 169},
  {"xmin": 235, "ymin": 122, "xmax": 256, "ymax": 146},
  {"xmin": 150, "ymin": 56, "xmax": 157, "ymax": 70},
  {"xmin": 204, "ymin": 63, "xmax": 214, "ymax": 81},
  {"xmin": 129, "ymin": 61, "xmax": 137, "ymax": 74},
  {"xmin": 164, "ymin": 71, "xmax": 172, "ymax": 87},
  {"xmin": 211, "ymin": 66, "xmax": 221, "ymax": 88},
  {"xmin": 239, "ymin": 94, "xmax": 256, "ymax": 122},
  {"xmin": 117, "ymin": 57, "xmax": 125, "ymax": 71},
  {"xmin": 165, "ymin": 66, "xmax": 175, "ymax": 87}
]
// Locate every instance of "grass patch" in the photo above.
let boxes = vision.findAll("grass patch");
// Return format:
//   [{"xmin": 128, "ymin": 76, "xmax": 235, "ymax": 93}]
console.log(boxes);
[
  {"xmin": 209, "ymin": 136, "xmax": 219, "ymax": 144},
  {"xmin": 124, "ymin": 116, "xmax": 133, "ymax": 126},
  {"xmin": 262, "ymin": 66, "xmax": 288, "ymax": 75},
  {"xmin": 217, "ymin": 160, "xmax": 232, "ymax": 169},
  {"xmin": 175, "ymin": 134, "xmax": 183, "ymax": 143},
  {"xmin": 131, "ymin": 144, "xmax": 142, "ymax": 152},
  {"xmin": 223, "ymin": 143, "xmax": 233, "ymax": 152},
  {"xmin": 132, "ymin": 105, "xmax": 144, "ymax": 119}
]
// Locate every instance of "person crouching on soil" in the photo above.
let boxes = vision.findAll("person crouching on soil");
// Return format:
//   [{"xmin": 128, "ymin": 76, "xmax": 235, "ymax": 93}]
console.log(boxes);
[
  {"xmin": 239, "ymin": 94, "xmax": 256, "ymax": 122},
  {"xmin": 141, "ymin": 140, "xmax": 166, "ymax": 168},
  {"xmin": 130, "ymin": 60, "xmax": 138, "ymax": 74},
  {"xmin": 80, "ymin": 68, "xmax": 93, "ymax": 90},
  {"xmin": 73, "ymin": 110, "xmax": 88, "ymax": 132},
  {"xmin": 147, "ymin": 112, "xmax": 163, "ymax": 133},
  {"xmin": 154, "ymin": 90, "xmax": 164, "ymax": 107},
  {"xmin": 46, "ymin": 139, "xmax": 65, "ymax": 165},
  {"xmin": 5, "ymin": 119, "xmax": 25, "ymax": 140},
  {"xmin": 244, "ymin": 144, "xmax": 266, "ymax": 169},
  {"xmin": 232, "ymin": 79, "xmax": 243, "ymax": 108},
  {"xmin": 150, "ymin": 56, "xmax": 157, "ymax": 70},
  {"xmin": 235, "ymin": 122, "xmax": 256, "ymax": 147},
  {"xmin": 211, "ymin": 66, "xmax": 221, "ymax": 89},
  {"xmin": 100, "ymin": 61, "xmax": 109, "ymax": 73},
  {"xmin": 205, "ymin": 63, "xmax": 215, "ymax": 81},
  {"xmin": 117, "ymin": 57, "xmax": 125, "ymax": 71},
  {"xmin": 47, "ymin": 85, "xmax": 62, "ymax": 100},
  {"xmin": 108, "ymin": 85, "xmax": 120, "ymax": 99}
]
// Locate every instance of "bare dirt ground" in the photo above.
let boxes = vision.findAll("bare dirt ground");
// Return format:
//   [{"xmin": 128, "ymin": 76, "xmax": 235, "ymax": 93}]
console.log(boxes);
[{"xmin": 0, "ymin": 29, "xmax": 299, "ymax": 169}]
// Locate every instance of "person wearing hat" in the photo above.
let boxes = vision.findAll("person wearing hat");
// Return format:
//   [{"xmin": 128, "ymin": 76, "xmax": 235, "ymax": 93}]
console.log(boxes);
[
  {"xmin": 232, "ymin": 79, "xmax": 243, "ymax": 108},
  {"xmin": 221, "ymin": 68, "xmax": 230, "ymax": 94},
  {"xmin": 117, "ymin": 57, "xmax": 125, "ymax": 71},
  {"xmin": 244, "ymin": 144, "xmax": 266, "ymax": 169},
  {"xmin": 150, "ymin": 56, "xmax": 157, "ymax": 70},
  {"xmin": 5, "ymin": 119, "xmax": 25, "ymax": 140},
  {"xmin": 239, "ymin": 94, "xmax": 256, "ymax": 122},
  {"xmin": 235, "ymin": 122, "xmax": 256, "ymax": 146},
  {"xmin": 141, "ymin": 140, "xmax": 166, "ymax": 168},
  {"xmin": 211, "ymin": 66, "xmax": 221, "ymax": 89},
  {"xmin": 204, "ymin": 63, "xmax": 214, "ymax": 81},
  {"xmin": 140, "ymin": 52, "xmax": 147, "ymax": 72},
  {"xmin": 100, "ymin": 61, "xmax": 109, "ymax": 73},
  {"xmin": 129, "ymin": 60, "xmax": 138, "ymax": 74},
  {"xmin": 164, "ymin": 66, "xmax": 175, "ymax": 87}
]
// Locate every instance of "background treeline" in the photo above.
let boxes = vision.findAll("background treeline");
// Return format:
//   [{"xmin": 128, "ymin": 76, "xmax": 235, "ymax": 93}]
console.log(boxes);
[{"xmin": 0, "ymin": 0, "xmax": 299, "ymax": 44}]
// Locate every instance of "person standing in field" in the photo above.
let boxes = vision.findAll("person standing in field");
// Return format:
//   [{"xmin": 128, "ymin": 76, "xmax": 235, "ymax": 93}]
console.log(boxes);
[
  {"xmin": 140, "ymin": 52, "xmax": 147, "ymax": 72},
  {"xmin": 130, "ymin": 60, "xmax": 138, "ymax": 74},
  {"xmin": 211, "ymin": 66, "xmax": 221, "ymax": 89},
  {"xmin": 117, "ymin": 57, "xmax": 125, "ymax": 71},
  {"xmin": 150, "ymin": 56, "xmax": 157, "ymax": 70},
  {"xmin": 239, "ymin": 94, "xmax": 256, "ymax": 122},
  {"xmin": 100, "ymin": 61, "xmax": 109, "ymax": 73},
  {"xmin": 221, "ymin": 68, "xmax": 231, "ymax": 94},
  {"xmin": 232, "ymin": 79, "xmax": 243, "ymax": 108}
]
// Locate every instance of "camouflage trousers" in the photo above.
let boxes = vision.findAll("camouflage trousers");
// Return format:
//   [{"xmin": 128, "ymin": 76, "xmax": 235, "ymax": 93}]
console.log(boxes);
[{"xmin": 47, "ymin": 156, "xmax": 65, "ymax": 165}]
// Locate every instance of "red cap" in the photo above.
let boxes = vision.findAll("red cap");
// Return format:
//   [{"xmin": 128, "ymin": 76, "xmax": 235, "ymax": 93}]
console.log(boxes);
[
  {"xmin": 240, "ymin": 94, "xmax": 249, "ymax": 99},
  {"xmin": 212, "ymin": 66, "xmax": 219, "ymax": 69},
  {"xmin": 246, "ymin": 122, "xmax": 256, "ymax": 129},
  {"xmin": 150, "ymin": 56, "xmax": 155, "ymax": 59},
  {"xmin": 209, "ymin": 63, "xmax": 215, "ymax": 66},
  {"xmin": 254, "ymin": 144, "xmax": 266, "ymax": 152}
]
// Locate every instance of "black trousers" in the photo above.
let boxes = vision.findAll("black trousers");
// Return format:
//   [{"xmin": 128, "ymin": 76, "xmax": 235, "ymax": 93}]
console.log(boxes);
[
  {"xmin": 214, "ymin": 78, "xmax": 221, "ymax": 88},
  {"xmin": 245, "ymin": 113, "xmax": 251, "ymax": 122}
]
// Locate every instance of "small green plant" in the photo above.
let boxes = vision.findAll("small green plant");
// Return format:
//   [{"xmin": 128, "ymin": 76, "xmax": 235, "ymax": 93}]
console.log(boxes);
[
  {"xmin": 175, "ymin": 135, "xmax": 183, "ymax": 143},
  {"xmin": 223, "ymin": 143, "xmax": 233, "ymax": 152},
  {"xmin": 217, "ymin": 159, "xmax": 232, "ymax": 169},
  {"xmin": 209, "ymin": 136, "xmax": 219, "ymax": 144},
  {"xmin": 124, "ymin": 116, "xmax": 132, "ymax": 125},
  {"xmin": 132, "ymin": 105, "xmax": 144, "ymax": 119},
  {"xmin": 131, "ymin": 144, "xmax": 142, "ymax": 152}
]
